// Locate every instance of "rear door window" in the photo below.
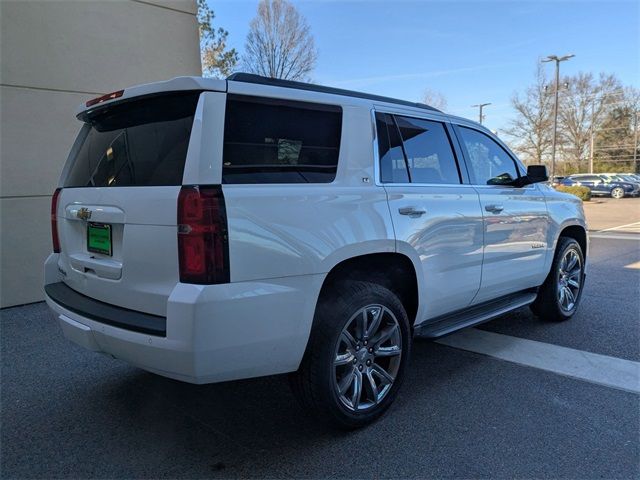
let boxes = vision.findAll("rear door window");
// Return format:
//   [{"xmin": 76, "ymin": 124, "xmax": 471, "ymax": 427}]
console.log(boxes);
[
  {"xmin": 394, "ymin": 116, "xmax": 461, "ymax": 184},
  {"xmin": 222, "ymin": 95, "xmax": 342, "ymax": 184},
  {"xmin": 65, "ymin": 92, "xmax": 200, "ymax": 187}
]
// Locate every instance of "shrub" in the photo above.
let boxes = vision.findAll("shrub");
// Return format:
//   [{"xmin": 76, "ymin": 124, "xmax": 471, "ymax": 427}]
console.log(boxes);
[{"xmin": 555, "ymin": 185, "xmax": 591, "ymax": 201}]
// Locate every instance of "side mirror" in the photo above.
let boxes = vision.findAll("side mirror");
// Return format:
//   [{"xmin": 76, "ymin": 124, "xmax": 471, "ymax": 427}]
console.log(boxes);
[{"xmin": 521, "ymin": 165, "xmax": 549, "ymax": 185}]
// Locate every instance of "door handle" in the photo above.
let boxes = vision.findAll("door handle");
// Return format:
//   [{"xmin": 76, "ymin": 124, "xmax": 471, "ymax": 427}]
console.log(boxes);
[
  {"xmin": 485, "ymin": 204, "xmax": 504, "ymax": 213},
  {"xmin": 398, "ymin": 207, "xmax": 426, "ymax": 217}
]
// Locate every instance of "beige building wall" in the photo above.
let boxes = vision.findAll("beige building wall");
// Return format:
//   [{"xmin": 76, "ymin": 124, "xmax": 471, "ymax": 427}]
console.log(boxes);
[{"xmin": 1, "ymin": 0, "xmax": 202, "ymax": 307}]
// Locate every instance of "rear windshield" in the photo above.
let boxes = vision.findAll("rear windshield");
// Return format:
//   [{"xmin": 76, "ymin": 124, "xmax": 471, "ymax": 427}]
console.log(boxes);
[
  {"xmin": 222, "ymin": 95, "xmax": 342, "ymax": 184},
  {"xmin": 64, "ymin": 92, "xmax": 200, "ymax": 187}
]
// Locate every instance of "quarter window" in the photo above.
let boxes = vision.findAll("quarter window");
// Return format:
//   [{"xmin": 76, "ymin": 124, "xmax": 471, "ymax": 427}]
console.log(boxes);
[
  {"xmin": 458, "ymin": 127, "xmax": 520, "ymax": 186},
  {"xmin": 223, "ymin": 95, "xmax": 342, "ymax": 184},
  {"xmin": 376, "ymin": 113, "xmax": 409, "ymax": 183}
]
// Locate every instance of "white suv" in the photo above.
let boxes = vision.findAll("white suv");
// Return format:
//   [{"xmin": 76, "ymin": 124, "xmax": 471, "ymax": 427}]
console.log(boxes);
[{"xmin": 45, "ymin": 74, "xmax": 587, "ymax": 428}]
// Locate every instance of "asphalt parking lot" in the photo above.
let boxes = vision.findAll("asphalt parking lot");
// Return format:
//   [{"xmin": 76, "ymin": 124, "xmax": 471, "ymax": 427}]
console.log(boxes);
[{"xmin": 2, "ymin": 199, "xmax": 639, "ymax": 479}]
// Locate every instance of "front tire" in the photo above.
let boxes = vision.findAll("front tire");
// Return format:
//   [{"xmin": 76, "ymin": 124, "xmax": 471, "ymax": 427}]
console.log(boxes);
[
  {"xmin": 290, "ymin": 281, "xmax": 411, "ymax": 429},
  {"xmin": 611, "ymin": 187, "xmax": 625, "ymax": 199},
  {"xmin": 531, "ymin": 237, "xmax": 585, "ymax": 321}
]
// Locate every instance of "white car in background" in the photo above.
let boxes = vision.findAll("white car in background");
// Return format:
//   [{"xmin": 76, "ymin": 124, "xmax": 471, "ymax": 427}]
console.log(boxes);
[{"xmin": 45, "ymin": 74, "xmax": 588, "ymax": 428}]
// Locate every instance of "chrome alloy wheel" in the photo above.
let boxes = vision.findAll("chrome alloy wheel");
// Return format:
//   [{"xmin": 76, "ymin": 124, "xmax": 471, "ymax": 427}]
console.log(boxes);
[
  {"xmin": 557, "ymin": 247, "xmax": 582, "ymax": 313},
  {"xmin": 611, "ymin": 187, "xmax": 625, "ymax": 199},
  {"xmin": 333, "ymin": 304, "xmax": 402, "ymax": 412}
]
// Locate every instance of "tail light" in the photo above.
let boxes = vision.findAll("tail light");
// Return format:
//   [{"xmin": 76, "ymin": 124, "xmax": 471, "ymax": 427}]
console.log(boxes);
[
  {"xmin": 51, "ymin": 188, "xmax": 62, "ymax": 253},
  {"xmin": 177, "ymin": 186, "xmax": 230, "ymax": 284}
]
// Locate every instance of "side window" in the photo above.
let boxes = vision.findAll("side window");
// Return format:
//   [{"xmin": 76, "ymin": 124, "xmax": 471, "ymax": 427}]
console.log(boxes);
[
  {"xmin": 395, "ymin": 116, "xmax": 461, "ymax": 184},
  {"xmin": 458, "ymin": 127, "xmax": 520, "ymax": 186},
  {"xmin": 223, "ymin": 95, "xmax": 342, "ymax": 184},
  {"xmin": 376, "ymin": 112, "xmax": 409, "ymax": 183}
]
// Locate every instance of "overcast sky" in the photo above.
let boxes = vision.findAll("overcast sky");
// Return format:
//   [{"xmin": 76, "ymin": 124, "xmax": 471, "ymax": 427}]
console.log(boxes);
[{"xmin": 210, "ymin": 0, "xmax": 639, "ymax": 132}]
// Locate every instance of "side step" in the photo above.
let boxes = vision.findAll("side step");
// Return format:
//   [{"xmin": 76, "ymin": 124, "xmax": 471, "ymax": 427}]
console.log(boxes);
[{"xmin": 414, "ymin": 290, "xmax": 538, "ymax": 339}]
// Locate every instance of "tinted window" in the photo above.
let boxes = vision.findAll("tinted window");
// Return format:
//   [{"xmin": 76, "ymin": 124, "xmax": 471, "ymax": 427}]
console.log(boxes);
[
  {"xmin": 377, "ymin": 113, "xmax": 409, "ymax": 183},
  {"xmin": 223, "ymin": 96, "xmax": 341, "ymax": 184},
  {"xmin": 458, "ymin": 127, "xmax": 519, "ymax": 186},
  {"xmin": 65, "ymin": 92, "xmax": 199, "ymax": 187},
  {"xmin": 395, "ymin": 116, "xmax": 460, "ymax": 184}
]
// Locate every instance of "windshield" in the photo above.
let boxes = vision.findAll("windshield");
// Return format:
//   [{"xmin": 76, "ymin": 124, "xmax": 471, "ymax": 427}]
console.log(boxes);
[{"xmin": 65, "ymin": 92, "xmax": 200, "ymax": 187}]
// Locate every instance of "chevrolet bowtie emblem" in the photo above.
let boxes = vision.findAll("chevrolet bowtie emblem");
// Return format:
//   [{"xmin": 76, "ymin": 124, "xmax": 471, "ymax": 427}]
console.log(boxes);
[{"xmin": 76, "ymin": 207, "xmax": 92, "ymax": 220}]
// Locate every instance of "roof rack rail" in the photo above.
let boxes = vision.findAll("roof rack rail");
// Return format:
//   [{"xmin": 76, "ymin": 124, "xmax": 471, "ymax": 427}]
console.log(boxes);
[{"xmin": 226, "ymin": 73, "xmax": 441, "ymax": 113}]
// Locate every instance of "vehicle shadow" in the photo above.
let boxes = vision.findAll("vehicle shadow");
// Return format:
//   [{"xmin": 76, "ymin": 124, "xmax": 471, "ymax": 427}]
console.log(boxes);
[{"xmin": 76, "ymin": 339, "xmax": 479, "ymax": 476}]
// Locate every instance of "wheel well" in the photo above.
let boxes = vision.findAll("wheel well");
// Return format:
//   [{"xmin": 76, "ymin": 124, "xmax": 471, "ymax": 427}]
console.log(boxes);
[
  {"xmin": 560, "ymin": 225, "xmax": 587, "ymax": 255},
  {"xmin": 320, "ymin": 253, "xmax": 419, "ymax": 325}
]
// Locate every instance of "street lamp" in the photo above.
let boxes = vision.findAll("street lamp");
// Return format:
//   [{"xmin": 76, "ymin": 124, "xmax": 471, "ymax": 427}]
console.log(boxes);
[
  {"xmin": 471, "ymin": 102, "xmax": 491, "ymax": 124},
  {"xmin": 542, "ymin": 54, "xmax": 575, "ymax": 180}
]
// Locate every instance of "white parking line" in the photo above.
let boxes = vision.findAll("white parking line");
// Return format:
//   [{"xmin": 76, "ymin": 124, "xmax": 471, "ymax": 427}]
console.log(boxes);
[
  {"xmin": 436, "ymin": 328, "xmax": 640, "ymax": 394},
  {"xmin": 597, "ymin": 221, "xmax": 640, "ymax": 233},
  {"xmin": 589, "ymin": 233, "xmax": 640, "ymax": 241}
]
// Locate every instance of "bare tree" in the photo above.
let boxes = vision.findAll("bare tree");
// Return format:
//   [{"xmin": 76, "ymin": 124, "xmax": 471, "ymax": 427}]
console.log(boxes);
[
  {"xmin": 503, "ymin": 64, "xmax": 554, "ymax": 165},
  {"xmin": 197, "ymin": 0, "xmax": 238, "ymax": 78},
  {"xmin": 243, "ymin": 0, "xmax": 318, "ymax": 81},
  {"xmin": 421, "ymin": 89, "xmax": 448, "ymax": 111},
  {"xmin": 558, "ymin": 72, "xmax": 622, "ymax": 168}
]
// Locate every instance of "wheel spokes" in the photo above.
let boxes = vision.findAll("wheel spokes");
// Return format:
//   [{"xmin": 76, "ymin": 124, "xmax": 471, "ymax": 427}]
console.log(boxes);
[
  {"xmin": 351, "ymin": 369, "xmax": 363, "ymax": 409},
  {"xmin": 365, "ymin": 369, "xmax": 379, "ymax": 404},
  {"xmin": 567, "ymin": 278, "xmax": 580, "ymax": 288},
  {"xmin": 340, "ymin": 330, "xmax": 357, "ymax": 350},
  {"xmin": 372, "ymin": 324, "xmax": 399, "ymax": 348},
  {"xmin": 364, "ymin": 306, "xmax": 382, "ymax": 340},
  {"xmin": 371, "ymin": 363, "xmax": 395, "ymax": 385},
  {"xmin": 375, "ymin": 345, "xmax": 401, "ymax": 358},
  {"xmin": 334, "ymin": 304, "xmax": 402, "ymax": 412},
  {"xmin": 565, "ymin": 287, "xmax": 576, "ymax": 307},
  {"xmin": 337, "ymin": 367, "xmax": 356, "ymax": 395},
  {"xmin": 566, "ymin": 251, "xmax": 578, "ymax": 271},
  {"xmin": 334, "ymin": 351, "xmax": 355, "ymax": 367}
]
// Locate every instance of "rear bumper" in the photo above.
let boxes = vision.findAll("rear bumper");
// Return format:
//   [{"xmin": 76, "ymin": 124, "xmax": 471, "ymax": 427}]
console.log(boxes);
[
  {"xmin": 45, "ymin": 260, "xmax": 324, "ymax": 384},
  {"xmin": 45, "ymin": 283, "xmax": 166, "ymax": 336}
]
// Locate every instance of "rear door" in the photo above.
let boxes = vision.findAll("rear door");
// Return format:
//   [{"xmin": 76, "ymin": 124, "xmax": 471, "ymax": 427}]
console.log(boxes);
[
  {"xmin": 54, "ymin": 92, "xmax": 203, "ymax": 316},
  {"xmin": 453, "ymin": 125, "xmax": 550, "ymax": 303},
  {"xmin": 379, "ymin": 112, "xmax": 484, "ymax": 320}
]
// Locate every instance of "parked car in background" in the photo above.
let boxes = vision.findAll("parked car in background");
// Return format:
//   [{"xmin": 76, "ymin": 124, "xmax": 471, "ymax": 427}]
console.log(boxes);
[
  {"xmin": 560, "ymin": 174, "xmax": 640, "ymax": 199},
  {"xmin": 600, "ymin": 173, "xmax": 640, "ymax": 187},
  {"xmin": 45, "ymin": 74, "xmax": 588, "ymax": 428}
]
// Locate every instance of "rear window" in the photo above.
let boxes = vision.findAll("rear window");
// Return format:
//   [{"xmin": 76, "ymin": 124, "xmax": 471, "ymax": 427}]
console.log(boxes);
[
  {"xmin": 222, "ymin": 95, "xmax": 342, "ymax": 184},
  {"xmin": 64, "ymin": 92, "xmax": 200, "ymax": 187}
]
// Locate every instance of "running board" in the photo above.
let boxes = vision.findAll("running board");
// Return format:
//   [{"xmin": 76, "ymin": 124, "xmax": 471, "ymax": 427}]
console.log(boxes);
[{"xmin": 414, "ymin": 291, "xmax": 538, "ymax": 339}]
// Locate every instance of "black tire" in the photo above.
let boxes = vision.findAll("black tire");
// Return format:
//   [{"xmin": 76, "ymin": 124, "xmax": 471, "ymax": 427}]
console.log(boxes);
[
  {"xmin": 530, "ymin": 237, "xmax": 585, "ymax": 321},
  {"xmin": 290, "ymin": 281, "xmax": 411, "ymax": 429}
]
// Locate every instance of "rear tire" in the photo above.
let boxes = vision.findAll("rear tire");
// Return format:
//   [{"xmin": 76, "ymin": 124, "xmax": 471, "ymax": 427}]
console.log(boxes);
[
  {"xmin": 611, "ymin": 187, "xmax": 625, "ymax": 199},
  {"xmin": 290, "ymin": 281, "xmax": 411, "ymax": 429},
  {"xmin": 531, "ymin": 237, "xmax": 585, "ymax": 321}
]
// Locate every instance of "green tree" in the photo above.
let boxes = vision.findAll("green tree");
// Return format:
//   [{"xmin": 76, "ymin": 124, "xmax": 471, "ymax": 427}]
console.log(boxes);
[{"xmin": 197, "ymin": 0, "xmax": 238, "ymax": 78}]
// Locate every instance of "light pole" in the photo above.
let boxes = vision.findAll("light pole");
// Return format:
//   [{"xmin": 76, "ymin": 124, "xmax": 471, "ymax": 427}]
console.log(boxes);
[
  {"xmin": 542, "ymin": 54, "xmax": 574, "ymax": 180},
  {"xmin": 471, "ymin": 103, "xmax": 491, "ymax": 124}
]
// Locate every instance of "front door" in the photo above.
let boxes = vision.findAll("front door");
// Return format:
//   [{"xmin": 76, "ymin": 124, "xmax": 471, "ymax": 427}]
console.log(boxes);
[{"xmin": 454, "ymin": 125, "xmax": 550, "ymax": 303}]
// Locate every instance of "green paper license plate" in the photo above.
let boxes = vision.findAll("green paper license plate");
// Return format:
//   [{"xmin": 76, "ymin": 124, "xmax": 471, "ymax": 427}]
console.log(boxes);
[{"xmin": 87, "ymin": 222, "xmax": 112, "ymax": 256}]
